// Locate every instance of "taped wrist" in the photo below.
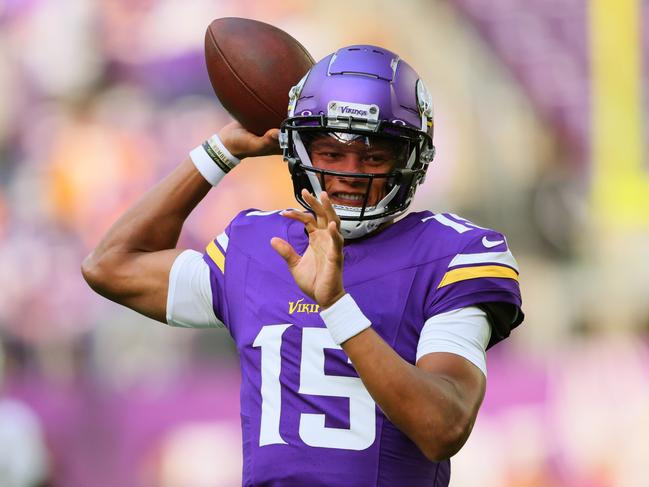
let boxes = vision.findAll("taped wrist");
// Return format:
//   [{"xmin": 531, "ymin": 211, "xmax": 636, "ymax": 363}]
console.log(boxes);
[
  {"xmin": 319, "ymin": 294, "xmax": 372, "ymax": 345},
  {"xmin": 189, "ymin": 133, "xmax": 241, "ymax": 186}
]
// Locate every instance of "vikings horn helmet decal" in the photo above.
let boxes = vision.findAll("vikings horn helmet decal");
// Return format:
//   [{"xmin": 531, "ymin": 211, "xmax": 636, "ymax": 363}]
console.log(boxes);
[{"xmin": 280, "ymin": 45, "xmax": 435, "ymax": 239}]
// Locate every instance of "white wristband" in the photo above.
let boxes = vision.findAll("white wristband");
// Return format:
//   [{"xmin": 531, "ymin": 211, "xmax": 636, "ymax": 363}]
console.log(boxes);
[
  {"xmin": 189, "ymin": 133, "xmax": 241, "ymax": 186},
  {"xmin": 320, "ymin": 294, "xmax": 372, "ymax": 345}
]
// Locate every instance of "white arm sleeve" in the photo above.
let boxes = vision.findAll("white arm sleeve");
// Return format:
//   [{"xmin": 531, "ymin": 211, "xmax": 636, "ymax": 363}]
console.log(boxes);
[
  {"xmin": 166, "ymin": 250, "xmax": 224, "ymax": 328},
  {"xmin": 416, "ymin": 306, "xmax": 491, "ymax": 377}
]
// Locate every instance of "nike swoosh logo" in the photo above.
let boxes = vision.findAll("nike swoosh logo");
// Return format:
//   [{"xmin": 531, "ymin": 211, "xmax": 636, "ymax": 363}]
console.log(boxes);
[{"xmin": 482, "ymin": 236, "xmax": 505, "ymax": 248}]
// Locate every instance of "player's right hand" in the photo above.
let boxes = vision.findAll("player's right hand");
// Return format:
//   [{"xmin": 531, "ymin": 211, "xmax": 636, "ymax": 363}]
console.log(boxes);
[{"xmin": 218, "ymin": 121, "xmax": 282, "ymax": 160}]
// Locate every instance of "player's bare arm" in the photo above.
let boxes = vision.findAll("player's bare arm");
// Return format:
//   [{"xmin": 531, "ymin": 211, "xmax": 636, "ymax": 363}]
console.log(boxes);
[
  {"xmin": 273, "ymin": 190, "xmax": 486, "ymax": 462},
  {"xmin": 81, "ymin": 121, "xmax": 280, "ymax": 322},
  {"xmin": 342, "ymin": 332, "xmax": 485, "ymax": 462}
]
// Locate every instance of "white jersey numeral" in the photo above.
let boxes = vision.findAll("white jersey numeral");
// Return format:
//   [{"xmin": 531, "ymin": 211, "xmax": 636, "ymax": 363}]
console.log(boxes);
[
  {"xmin": 299, "ymin": 328, "xmax": 375, "ymax": 450},
  {"xmin": 253, "ymin": 325, "xmax": 376, "ymax": 451},
  {"xmin": 253, "ymin": 324, "xmax": 291, "ymax": 446},
  {"xmin": 422, "ymin": 213, "xmax": 483, "ymax": 233}
]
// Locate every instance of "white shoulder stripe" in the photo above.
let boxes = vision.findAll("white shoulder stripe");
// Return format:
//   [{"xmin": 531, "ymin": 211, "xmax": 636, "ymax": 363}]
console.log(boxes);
[
  {"xmin": 449, "ymin": 250, "xmax": 519, "ymax": 272},
  {"xmin": 216, "ymin": 232, "xmax": 229, "ymax": 251},
  {"xmin": 422, "ymin": 214, "xmax": 473, "ymax": 233}
]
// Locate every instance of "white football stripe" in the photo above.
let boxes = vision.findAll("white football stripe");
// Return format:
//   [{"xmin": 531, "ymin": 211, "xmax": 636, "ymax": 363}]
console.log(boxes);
[
  {"xmin": 216, "ymin": 232, "xmax": 229, "ymax": 251},
  {"xmin": 449, "ymin": 250, "xmax": 519, "ymax": 272}
]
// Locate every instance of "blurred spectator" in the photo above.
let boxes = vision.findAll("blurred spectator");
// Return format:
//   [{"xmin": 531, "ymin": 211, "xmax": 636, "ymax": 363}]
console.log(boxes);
[
  {"xmin": 0, "ymin": 399, "xmax": 50, "ymax": 487},
  {"xmin": 0, "ymin": 341, "xmax": 50, "ymax": 487}
]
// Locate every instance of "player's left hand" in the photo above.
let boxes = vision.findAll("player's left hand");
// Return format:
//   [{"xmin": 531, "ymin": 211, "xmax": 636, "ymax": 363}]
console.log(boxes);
[{"xmin": 271, "ymin": 189, "xmax": 346, "ymax": 309}]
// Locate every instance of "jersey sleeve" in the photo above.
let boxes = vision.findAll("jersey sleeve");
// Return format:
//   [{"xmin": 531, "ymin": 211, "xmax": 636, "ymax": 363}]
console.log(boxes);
[
  {"xmin": 201, "ymin": 226, "xmax": 232, "ymax": 329},
  {"xmin": 166, "ymin": 250, "xmax": 223, "ymax": 328},
  {"xmin": 416, "ymin": 306, "xmax": 491, "ymax": 376},
  {"xmin": 426, "ymin": 230, "xmax": 524, "ymax": 348}
]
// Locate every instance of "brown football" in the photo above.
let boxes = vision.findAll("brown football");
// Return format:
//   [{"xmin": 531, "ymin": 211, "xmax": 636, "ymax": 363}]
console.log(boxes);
[{"xmin": 204, "ymin": 17, "xmax": 315, "ymax": 136}]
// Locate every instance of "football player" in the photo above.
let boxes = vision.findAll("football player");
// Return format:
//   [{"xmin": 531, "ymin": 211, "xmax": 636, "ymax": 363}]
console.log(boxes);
[{"xmin": 82, "ymin": 45, "xmax": 523, "ymax": 486}]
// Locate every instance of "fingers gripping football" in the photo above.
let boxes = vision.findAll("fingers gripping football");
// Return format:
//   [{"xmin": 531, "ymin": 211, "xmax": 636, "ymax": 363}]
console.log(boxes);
[{"xmin": 271, "ymin": 190, "xmax": 345, "ymax": 309}]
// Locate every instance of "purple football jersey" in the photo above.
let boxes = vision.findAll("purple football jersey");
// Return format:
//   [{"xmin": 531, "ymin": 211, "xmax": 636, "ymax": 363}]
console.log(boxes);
[{"xmin": 202, "ymin": 209, "xmax": 523, "ymax": 487}]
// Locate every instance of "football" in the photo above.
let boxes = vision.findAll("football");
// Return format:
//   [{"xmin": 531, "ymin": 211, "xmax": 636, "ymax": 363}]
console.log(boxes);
[{"xmin": 204, "ymin": 17, "xmax": 315, "ymax": 136}]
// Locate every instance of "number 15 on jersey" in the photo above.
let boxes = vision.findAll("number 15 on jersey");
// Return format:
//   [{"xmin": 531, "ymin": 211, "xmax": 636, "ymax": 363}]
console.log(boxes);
[{"xmin": 253, "ymin": 324, "xmax": 376, "ymax": 450}]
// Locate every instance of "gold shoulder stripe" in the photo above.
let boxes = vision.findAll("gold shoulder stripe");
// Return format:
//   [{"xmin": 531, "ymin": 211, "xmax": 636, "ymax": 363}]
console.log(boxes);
[
  {"xmin": 206, "ymin": 241, "xmax": 225, "ymax": 273},
  {"xmin": 438, "ymin": 265, "xmax": 518, "ymax": 289}
]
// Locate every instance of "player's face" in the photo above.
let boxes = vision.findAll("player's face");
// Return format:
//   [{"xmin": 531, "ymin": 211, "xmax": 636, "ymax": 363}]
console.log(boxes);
[{"xmin": 308, "ymin": 134, "xmax": 407, "ymax": 207}]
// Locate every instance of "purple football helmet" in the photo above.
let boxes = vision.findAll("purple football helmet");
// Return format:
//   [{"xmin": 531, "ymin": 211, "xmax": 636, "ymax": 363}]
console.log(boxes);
[{"xmin": 280, "ymin": 45, "xmax": 435, "ymax": 239}]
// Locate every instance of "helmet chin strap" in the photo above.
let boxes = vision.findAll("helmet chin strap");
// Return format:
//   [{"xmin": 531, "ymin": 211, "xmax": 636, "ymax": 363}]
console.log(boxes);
[
  {"xmin": 339, "ymin": 219, "xmax": 384, "ymax": 240},
  {"xmin": 337, "ymin": 210, "xmax": 403, "ymax": 240}
]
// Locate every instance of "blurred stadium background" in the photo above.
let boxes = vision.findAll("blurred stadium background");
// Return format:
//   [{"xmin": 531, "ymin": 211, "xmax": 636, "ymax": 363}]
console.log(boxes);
[{"xmin": 0, "ymin": 0, "xmax": 648, "ymax": 486}]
